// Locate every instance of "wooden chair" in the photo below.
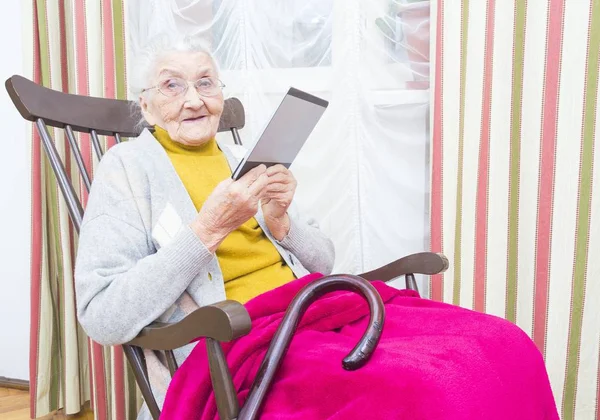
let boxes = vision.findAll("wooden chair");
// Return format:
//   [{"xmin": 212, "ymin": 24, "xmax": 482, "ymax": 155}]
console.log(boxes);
[{"xmin": 6, "ymin": 75, "xmax": 449, "ymax": 420}]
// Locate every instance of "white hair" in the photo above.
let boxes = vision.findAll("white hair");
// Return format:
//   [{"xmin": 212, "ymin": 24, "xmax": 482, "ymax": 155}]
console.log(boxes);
[
  {"xmin": 129, "ymin": 34, "xmax": 220, "ymax": 126},
  {"xmin": 130, "ymin": 34, "xmax": 219, "ymax": 96}
]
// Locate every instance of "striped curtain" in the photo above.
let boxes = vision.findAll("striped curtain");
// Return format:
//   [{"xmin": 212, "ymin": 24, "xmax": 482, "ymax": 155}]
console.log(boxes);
[
  {"xmin": 431, "ymin": 0, "xmax": 600, "ymax": 419},
  {"xmin": 25, "ymin": 1, "xmax": 140, "ymax": 418}
]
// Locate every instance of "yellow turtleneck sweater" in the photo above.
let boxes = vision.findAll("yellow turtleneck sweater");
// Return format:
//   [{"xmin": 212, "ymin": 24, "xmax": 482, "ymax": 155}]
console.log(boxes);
[{"xmin": 153, "ymin": 126, "xmax": 296, "ymax": 303}]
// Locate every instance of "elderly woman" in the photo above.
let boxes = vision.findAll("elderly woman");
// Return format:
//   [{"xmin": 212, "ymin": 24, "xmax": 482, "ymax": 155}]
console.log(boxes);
[
  {"xmin": 76, "ymin": 36, "xmax": 558, "ymax": 420},
  {"xmin": 75, "ymin": 35, "xmax": 333, "ymax": 415}
]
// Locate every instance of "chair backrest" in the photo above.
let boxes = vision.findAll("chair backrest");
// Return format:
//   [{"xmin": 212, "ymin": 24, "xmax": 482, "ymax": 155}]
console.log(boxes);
[
  {"xmin": 5, "ymin": 74, "xmax": 245, "ymax": 233},
  {"xmin": 5, "ymin": 74, "xmax": 247, "ymax": 419}
]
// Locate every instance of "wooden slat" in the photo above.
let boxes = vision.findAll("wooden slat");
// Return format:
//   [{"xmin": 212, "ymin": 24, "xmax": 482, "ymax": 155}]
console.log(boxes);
[{"xmin": 5, "ymin": 75, "xmax": 245, "ymax": 137}]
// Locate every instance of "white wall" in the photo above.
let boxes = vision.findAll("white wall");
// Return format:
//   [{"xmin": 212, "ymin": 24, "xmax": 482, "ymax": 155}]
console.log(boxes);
[{"xmin": 0, "ymin": 0, "xmax": 30, "ymax": 381}]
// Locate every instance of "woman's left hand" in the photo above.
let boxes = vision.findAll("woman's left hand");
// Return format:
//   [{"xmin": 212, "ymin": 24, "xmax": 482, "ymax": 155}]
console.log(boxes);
[{"xmin": 261, "ymin": 165, "xmax": 297, "ymax": 240}]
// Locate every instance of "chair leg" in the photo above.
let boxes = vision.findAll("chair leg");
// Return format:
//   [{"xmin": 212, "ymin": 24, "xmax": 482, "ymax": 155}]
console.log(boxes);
[
  {"xmin": 405, "ymin": 273, "xmax": 419, "ymax": 293},
  {"xmin": 122, "ymin": 345, "xmax": 161, "ymax": 420},
  {"xmin": 206, "ymin": 338, "xmax": 240, "ymax": 420},
  {"xmin": 165, "ymin": 350, "xmax": 179, "ymax": 378}
]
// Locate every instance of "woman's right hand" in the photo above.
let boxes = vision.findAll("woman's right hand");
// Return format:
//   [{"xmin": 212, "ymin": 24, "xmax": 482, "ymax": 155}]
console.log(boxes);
[{"xmin": 190, "ymin": 165, "xmax": 270, "ymax": 252}]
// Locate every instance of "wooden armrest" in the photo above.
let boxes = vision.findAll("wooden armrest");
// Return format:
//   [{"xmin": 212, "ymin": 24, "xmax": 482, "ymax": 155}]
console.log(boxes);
[
  {"xmin": 126, "ymin": 300, "xmax": 251, "ymax": 351},
  {"xmin": 358, "ymin": 252, "xmax": 449, "ymax": 282}
]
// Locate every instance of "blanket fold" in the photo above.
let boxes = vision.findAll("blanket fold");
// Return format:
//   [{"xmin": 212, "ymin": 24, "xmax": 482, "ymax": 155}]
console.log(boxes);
[{"xmin": 161, "ymin": 274, "xmax": 558, "ymax": 419}]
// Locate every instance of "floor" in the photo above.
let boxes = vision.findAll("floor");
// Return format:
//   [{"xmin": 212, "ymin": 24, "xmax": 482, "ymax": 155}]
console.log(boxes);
[{"xmin": 0, "ymin": 388, "xmax": 93, "ymax": 420}]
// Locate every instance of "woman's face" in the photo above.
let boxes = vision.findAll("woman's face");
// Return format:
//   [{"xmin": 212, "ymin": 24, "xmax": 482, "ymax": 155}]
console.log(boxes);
[{"xmin": 140, "ymin": 51, "xmax": 224, "ymax": 146}]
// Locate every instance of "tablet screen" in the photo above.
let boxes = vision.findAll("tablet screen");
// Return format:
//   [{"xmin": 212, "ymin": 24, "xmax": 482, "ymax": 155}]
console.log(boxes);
[{"xmin": 232, "ymin": 88, "xmax": 328, "ymax": 179}]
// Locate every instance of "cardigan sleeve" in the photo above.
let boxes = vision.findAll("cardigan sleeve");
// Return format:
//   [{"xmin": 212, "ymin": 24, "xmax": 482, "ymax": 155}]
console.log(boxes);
[
  {"xmin": 74, "ymin": 150, "xmax": 214, "ymax": 346},
  {"xmin": 275, "ymin": 202, "xmax": 335, "ymax": 275}
]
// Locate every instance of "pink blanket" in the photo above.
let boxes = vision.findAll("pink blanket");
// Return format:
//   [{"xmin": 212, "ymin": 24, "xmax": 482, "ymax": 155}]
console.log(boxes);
[{"xmin": 162, "ymin": 274, "xmax": 558, "ymax": 419}]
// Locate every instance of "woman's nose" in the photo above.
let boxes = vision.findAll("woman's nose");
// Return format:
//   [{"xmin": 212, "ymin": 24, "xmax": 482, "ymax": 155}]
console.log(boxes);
[{"xmin": 183, "ymin": 83, "xmax": 204, "ymax": 107}]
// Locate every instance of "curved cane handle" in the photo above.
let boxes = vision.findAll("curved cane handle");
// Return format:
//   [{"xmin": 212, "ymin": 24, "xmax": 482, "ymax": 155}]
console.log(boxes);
[{"xmin": 239, "ymin": 274, "xmax": 385, "ymax": 420}]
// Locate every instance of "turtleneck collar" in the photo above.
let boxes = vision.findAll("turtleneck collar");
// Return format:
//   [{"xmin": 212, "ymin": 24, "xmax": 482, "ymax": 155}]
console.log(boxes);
[{"xmin": 153, "ymin": 124, "xmax": 220, "ymax": 156}]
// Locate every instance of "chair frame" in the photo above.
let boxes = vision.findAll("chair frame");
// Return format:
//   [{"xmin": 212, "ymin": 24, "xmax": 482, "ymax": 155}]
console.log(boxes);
[{"xmin": 6, "ymin": 75, "xmax": 448, "ymax": 420}]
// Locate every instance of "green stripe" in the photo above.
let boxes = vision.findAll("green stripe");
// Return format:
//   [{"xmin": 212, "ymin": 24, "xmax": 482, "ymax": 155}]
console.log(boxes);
[
  {"xmin": 104, "ymin": 350, "xmax": 113, "ymax": 418},
  {"xmin": 37, "ymin": 0, "xmax": 63, "ymax": 411},
  {"xmin": 36, "ymin": 0, "xmax": 50, "ymax": 87},
  {"xmin": 78, "ymin": 328, "xmax": 87, "ymax": 401},
  {"xmin": 48, "ymin": 152, "xmax": 65, "ymax": 413},
  {"xmin": 34, "ymin": 1, "xmax": 50, "ymax": 412},
  {"xmin": 44, "ymin": 165, "xmax": 62, "ymax": 412},
  {"xmin": 43, "ymin": 173, "xmax": 59, "ymax": 414},
  {"xmin": 453, "ymin": 0, "xmax": 470, "ymax": 305},
  {"xmin": 506, "ymin": 1, "xmax": 528, "ymax": 324},
  {"xmin": 57, "ymin": 231, "xmax": 67, "ymax": 415},
  {"xmin": 65, "ymin": 1, "xmax": 76, "ymax": 93},
  {"xmin": 112, "ymin": 0, "xmax": 126, "ymax": 100},
  {"xmin": 562, "ymin": 3, "xmax": 600, "ymax": 418},
  {"xmin": 127, "ymin": 362, "xmax": 138, "ymax": 420}
]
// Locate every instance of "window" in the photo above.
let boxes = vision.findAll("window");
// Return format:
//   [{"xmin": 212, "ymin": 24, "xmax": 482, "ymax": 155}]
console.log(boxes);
[
  {"xmin": 128, "ymin": 0, "xmax": 433, "ymax": 281},
  {"xmin": 166, "ymin": 0, "xmax": 430, "ymax": 95}
]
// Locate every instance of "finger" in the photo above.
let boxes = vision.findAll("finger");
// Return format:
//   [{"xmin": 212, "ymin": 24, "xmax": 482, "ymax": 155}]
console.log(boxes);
[
  {"xmin": 238, "ymin": 164, "xmax": 267, "ymax": 187},
  {"xmin": 212, "ymin": 178, "xmax": 234, "ymax": 194},
  {"xmin": 266, "ymin": 164, "xmax": 289, "ymax": 176},
  {"xmin": 265, "ymin": 182, "xmax": 289, "ymax": 193},
  {"xmin": 266, "ymin": 172, "xmax": 291, "ymax": 184},
  {"xmin": 247, "ymin": 172, "xmax": 270, "ymax": 197},
  {"xmin": 255, "ymin": 177, "xmax": 278, "ymax": 200},
  {"xmin": 264, "ymin": 189, "xmax": 294, "ymax": 201},
  {"xmin": 262, "ymin": 195, "xmax": 291, "ymax": 207},
  {"xmin": 263, "ymin": 191, "xmax": 294, "ymax": 201}
]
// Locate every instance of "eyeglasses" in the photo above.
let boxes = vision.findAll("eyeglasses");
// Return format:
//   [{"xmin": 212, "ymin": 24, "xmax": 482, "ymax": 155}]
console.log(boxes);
[{"xmin": 142, "ymin": 77, "xmax": 225, "ymax": 98}]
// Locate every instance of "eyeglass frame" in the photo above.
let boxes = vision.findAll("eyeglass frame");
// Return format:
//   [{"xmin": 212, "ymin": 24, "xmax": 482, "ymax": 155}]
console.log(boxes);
[{"xmin": 141, "ymin": 76, "xmax": 226, "ymax": 98}]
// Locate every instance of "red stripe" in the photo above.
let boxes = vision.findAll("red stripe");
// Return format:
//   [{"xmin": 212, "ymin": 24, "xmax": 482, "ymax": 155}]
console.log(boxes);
[
  {"xmin": 58, "ymin": 0, "xmax": 75, "ymax": 224},
  {"xmin": 29, "ymin": 2, "xmax": 42, "ymax": 416},
  {"xmin": 59, "ymin": 2, "xmax": 83, "ymax": 403},
  {"xmin": 114, "ymin": 347, "xmax": 126, "ymax": 420},
  {"xmin": 533, "ymin": 0, "xmax": 564, "ymax": 354},
  {"xmin": 58, "ymin": 0, "xmax": 75, "ymax": 322},
  {"xmin": 88, "ymin": 338, "xmax": 94, "ymax": 410},
  {"xmin": 597, "ymin": 344, "xmax": 600, "ymax": 419},
  {"xmin": 431, "ymin": 0, "xmax": 444, "ymax": 302},
  {"xmin": 74, "ymin": 2, "xmax": 88, "ymax": 97},
  {"xmin": 474, "ymin": 0, "xmax": 496, "ymax": 312},
  {"xmin": 74, "ymin": 0, "xmax": 92, "ymax": 205},
  {"xmin": 58, "ymin": 1, "xmax": 68, "ymax": 94},
  {"xmin": 92, "ymin": 342, "xmax": 108, "ymax": 420},
  {"xmin": 58, "ymin": 1, "xmax": 70, "ymax": 191},
  {"xmin": 102, "ymin": 3, "xmax": 123, "ymax": 416},
  {"xmin": 75, "ymin": 1, "xmax": 107, "ymax": 417},
  {"xmin": 102, "ymin": 0, "xmax": 116, "ymax": 149},
  {"xmin": 102, "ymin": 0, "xmax": 115, "ymax": 99}
]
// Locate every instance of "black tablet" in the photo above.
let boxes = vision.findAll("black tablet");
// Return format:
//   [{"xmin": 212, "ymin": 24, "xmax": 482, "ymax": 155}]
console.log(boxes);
[{"xmin": 231, "ymin": 87, "xmax": 328, "ymax": 180}]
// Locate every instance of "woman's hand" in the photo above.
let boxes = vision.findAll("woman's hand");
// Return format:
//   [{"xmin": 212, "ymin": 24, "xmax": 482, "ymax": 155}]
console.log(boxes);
[
  {"xmin": 262, "ymin": 165, "xmax": 297, "ymax": 241},
  {"xmin": 191, "ymin": 165, "xmax": 269, "ymax": 252}
]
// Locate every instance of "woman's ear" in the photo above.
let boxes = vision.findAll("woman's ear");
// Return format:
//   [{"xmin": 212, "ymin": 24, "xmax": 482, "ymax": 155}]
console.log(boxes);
[{"xmin": 139, "ymin": 95, "xmax": 156, "ymax": 126}]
